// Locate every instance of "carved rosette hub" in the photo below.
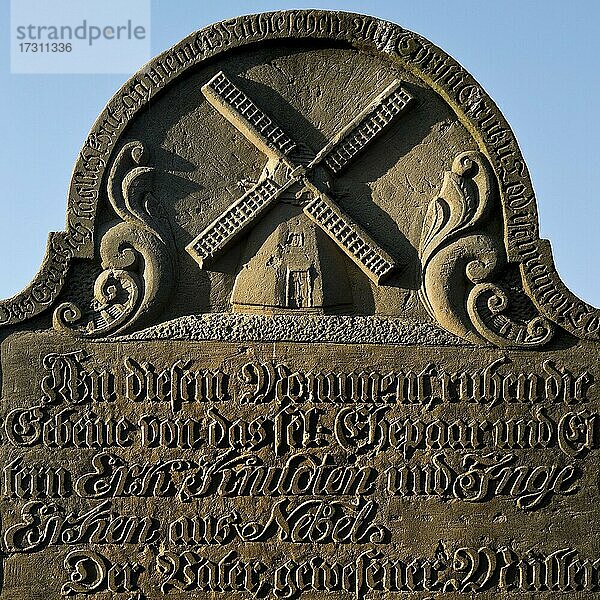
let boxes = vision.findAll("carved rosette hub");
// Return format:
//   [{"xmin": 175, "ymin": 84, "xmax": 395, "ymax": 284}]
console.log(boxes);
[
  {"xmin": 53, "ymin": 142, "xmax": 175, "ymax": 337},
  {"xmin": 419, "ymin": 151, "xmax": 554, "ymax": 347}
]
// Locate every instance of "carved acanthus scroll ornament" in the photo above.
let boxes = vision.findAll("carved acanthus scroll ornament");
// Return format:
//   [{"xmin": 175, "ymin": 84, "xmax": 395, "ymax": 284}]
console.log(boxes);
[
  {"xmin": 53, "ymin": 142, "xmax": 175, "ymax": 337},
  {"xmin": 419, "ymin": 151, "xmax": 554, "ymax": 347}
]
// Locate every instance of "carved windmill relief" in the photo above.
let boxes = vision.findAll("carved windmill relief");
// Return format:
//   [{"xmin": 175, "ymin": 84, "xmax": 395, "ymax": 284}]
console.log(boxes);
[{"xmin": 186, "ymin": 71, "xmax": 413, "ymax": 314}]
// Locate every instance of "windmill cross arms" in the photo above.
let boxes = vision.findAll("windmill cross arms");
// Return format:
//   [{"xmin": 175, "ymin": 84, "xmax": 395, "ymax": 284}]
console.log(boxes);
[
  {"xmin": 310, "ymin": 79, "xmax": 414, "ymax": 175},
  {"xmin": 302, "ymin": 182, "xmax": 397, "ymax": 284},
  {"xmin": 202, "ymin": 71, "xmax": 298, "ymax": 161},
  {"xmin": 193, "ymin": 71, "xmax": 403, "ymax": 279}
]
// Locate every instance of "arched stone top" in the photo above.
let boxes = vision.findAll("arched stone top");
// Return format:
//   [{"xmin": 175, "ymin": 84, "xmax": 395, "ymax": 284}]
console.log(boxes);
[{"xmin": 1, "ymin": 9, "xmax": 597, "ymax": 343}]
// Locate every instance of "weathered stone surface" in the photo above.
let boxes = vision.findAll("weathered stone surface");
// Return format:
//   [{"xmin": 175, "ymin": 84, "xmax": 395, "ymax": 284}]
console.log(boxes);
[{"xmin": 1, "ymin": 10, "xmax": 599, "ymax": 598}]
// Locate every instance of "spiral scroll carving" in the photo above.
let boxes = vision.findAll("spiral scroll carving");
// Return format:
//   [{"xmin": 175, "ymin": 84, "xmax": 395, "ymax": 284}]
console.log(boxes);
[
  {"xmin": 53, "ymin": 142, "xmax": 175, "ymax": 337},
  {"xmin": 419, "ymin": 151, "xmax": 554, "ymax": 348}
]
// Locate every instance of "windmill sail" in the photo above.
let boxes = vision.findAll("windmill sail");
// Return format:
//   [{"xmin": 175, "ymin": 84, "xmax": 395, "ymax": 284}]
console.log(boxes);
[
  {"xmin": 303, "ymin": 184, "xmax": 397, "ymax": 284},
  {"xmin": 202, "ymin": 71, "xmax": 297, "ymax": 160},
  {"xmin": 311, "ymin": 79, "xmax": 413, "ymax": 174},
  {"xmin": 186, "ymin": 176, "xmax": 294, "ymax": 268}
]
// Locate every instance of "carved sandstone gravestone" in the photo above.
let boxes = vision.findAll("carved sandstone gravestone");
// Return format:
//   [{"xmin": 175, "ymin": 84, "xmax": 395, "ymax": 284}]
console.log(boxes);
[{"xmin": 1, "ymin": 9, "xmax": 600, "ymax": 598}]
